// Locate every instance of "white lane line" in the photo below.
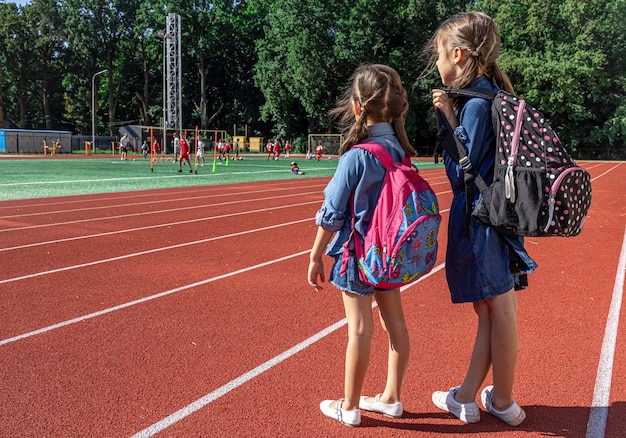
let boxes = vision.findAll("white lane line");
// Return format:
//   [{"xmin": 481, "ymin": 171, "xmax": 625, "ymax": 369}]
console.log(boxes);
[
  {"xmin": 0, "ymin": 191, "xmax": 321, "ymax": 232},
  {"xmin": 0, "ymin": 250, "xmax": 312, "ymax": 347},
  {"xmin": 0, "ymin": 168, "xmax": 334, "ymax": 188},
  {"xmin": 1, "ymin": 207, "xmax": 450, "ymax": 280},
  {"xmin": 590, "ymin": 162, "xmax": 622, "ymax": 182},
  {"xmin": 0, "ymin": 179, "xmax": 328, "ymax": 210},
  {"xmin": 0, "ymin": 201, "xmax": 321, "ymax": 252},
  {"xmin": 0, "ymin": 183, "xmax": 328, "ymax": 219},
  {"xmin": 586, "ymin": 226, "xmax": 626, "ymax": 438},
  {"xmin": 130, "ymin": 263, "xmax": 446, "ymax": 438},
  {"xmin": 0, "ymin": 218, "xmax": 311, "ymax": 284}
]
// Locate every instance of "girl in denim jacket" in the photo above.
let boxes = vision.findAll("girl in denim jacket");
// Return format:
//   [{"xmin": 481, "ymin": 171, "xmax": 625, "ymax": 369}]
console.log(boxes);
[
  {"xmin": 424, "ymin": 11, "xmax": 536, "ymax": 427},
  {"xmin": 308, "ymin": 64, "xmax": 417, "ymax": 427}
]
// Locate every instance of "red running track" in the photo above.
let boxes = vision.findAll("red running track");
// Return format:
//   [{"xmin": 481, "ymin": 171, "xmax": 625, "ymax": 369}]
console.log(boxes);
[{"xmin": 0, "ymin": 162, "xmax": 624, "ymax": 437}]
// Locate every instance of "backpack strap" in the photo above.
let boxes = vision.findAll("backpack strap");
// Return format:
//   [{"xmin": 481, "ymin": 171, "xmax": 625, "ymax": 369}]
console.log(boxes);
[
  {"xmin": 354, "ymin": 142, "xmax": 411, "ymax": 168},
  {"xmin": 445, "ymin": 87, "xmax": 497, "ymax": 101},
  {"xmin": 435, "ymin": 90, "xmax": 493, "ymax": 236},
  {"xmin": 438, "ymin": 89, "xmax": 492, "ymax": 196},
  {"xmin": 339, "ymin": 142, "xmax": 402, "ymax": 277}
]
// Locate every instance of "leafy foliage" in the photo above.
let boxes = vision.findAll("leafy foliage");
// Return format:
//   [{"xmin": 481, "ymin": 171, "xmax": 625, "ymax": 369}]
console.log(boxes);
[{"xmin": 0, "ymin": 0, "xmax": 624, "ymax": 158}]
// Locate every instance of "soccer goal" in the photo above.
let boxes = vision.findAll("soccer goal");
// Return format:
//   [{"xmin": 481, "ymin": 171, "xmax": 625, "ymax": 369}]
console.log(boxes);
[{"xmin": 307, "ymin": 134, "xmax": 343, "ymax": 157}]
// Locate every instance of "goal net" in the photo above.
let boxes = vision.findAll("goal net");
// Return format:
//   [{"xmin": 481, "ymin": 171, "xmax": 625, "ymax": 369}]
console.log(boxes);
[{"xmin": 308, "ymin": 134, "xmax": 343, "ymax": 157}]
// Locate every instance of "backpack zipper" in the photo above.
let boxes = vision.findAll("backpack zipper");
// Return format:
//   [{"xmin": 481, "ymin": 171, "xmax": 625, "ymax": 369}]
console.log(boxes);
[
  {"xmin": 505, "ymin": 99, "xmax": 526, "ymax": 203},
  {"xmin": 543, "ymin": 166, "xmax": 586, "ymax": 233}
]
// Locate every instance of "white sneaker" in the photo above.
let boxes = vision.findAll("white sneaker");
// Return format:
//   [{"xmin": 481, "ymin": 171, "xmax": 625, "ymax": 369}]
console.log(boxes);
[
  {"xmin": 432, "ymin": 386, "xmax": 480, "ymax": 423},
  {"xmin": 319, "ymin": 399, "xmax": 360, "ymax": 427},
  {"xmin": 480, "ymin": 385, "xmax": 526, "ymax": 426}
]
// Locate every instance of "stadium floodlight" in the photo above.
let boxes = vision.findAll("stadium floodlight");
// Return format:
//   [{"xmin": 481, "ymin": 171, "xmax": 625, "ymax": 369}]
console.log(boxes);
[
  {"xmin": 157, "ymin": 31, "xmax": 173, "ymax": 154},
  {"xmin": 91, "ymin": 69, "xmax": 108, "ymax": 152}
]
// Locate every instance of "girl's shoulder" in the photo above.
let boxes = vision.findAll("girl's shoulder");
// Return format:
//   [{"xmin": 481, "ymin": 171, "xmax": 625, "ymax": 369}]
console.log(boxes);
[
  {"xmin": 464, "ymin": 78, "xmax": 498, "ymax": 105},
  {"xmin": 337, "ymin": 144, "xmax": 383, "ymax": 170},
  {"xmin": 356, "ymin": 136, "xmax": 405, "ymax": 163},
  {"xmin": 458, "ymin": 90, "xmax": 493, "ymax": 121},
  {"xmin": 341, "ymin": 144, "xmax": 369, "ymax": 160},
  {"xmin": 462, "ymin": 96, "xmax": 492, "ymax": 113}
]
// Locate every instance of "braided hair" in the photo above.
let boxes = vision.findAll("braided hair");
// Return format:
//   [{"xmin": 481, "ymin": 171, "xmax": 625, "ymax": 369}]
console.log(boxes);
[{"xmin": 331, "ymin": 64, "xmax": 416, "ymax": 157}]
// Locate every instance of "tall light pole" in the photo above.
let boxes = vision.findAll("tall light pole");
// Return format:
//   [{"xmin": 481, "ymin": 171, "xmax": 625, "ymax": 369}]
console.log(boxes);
[
  {"xmin": 91, "ymin": 69, "xmax": 107, "ymax": 151},
  {"xmin": 156, "ymin": 32, "xmax": 172, "ymax": 154}
]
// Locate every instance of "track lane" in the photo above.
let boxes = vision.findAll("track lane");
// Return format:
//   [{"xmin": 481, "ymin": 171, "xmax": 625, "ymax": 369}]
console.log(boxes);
[
  {"xmin": 0, "ymin": 250, "xmax": 348, "ymax": 436},
  {"xmin": 135, "ymin": 161, "xmax": 624, "ymax": 437},
  {"xmin": 1, "ymin": 162, "xmax": 624, "ymax": 437},
  {"xmin": 0, "ymin": 218, "xmax": 318, "ymax": 339}
]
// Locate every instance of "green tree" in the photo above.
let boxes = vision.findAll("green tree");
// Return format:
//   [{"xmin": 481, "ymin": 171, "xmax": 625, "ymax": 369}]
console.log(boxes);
[
  {"xmin": 254, "ymin": 0, "xmax": 345, "ymax": 138},
  {"xmin": 479, "ymin": 0, "xmax": 626, "ymax": 156},
  {"xmin": 128, "ymin": 0, "xmax": 167, "ymax": 127},
  {"xmin": 61, "ymin": 0, "xmax": 139, "ymax": 135},
  {"xmin": 222, "ymin": 0, "xmax": 268, "ymax": 136},
  {"xmin": 0, "ymin": 3, "xmax": 37, "ymax": 128},
  {"xmin": 585, "ymin": 0, "xmax": 626, "ymax": 158},
  {"xmin": 0, "ymin": 0, "xmax": 622, "ymax": 160},
  {"xmin": 184, "ymin": 0, "xmax": 245, "ymax": 131},
  {"xmin": 402, "ymin": 0, "xmax": 468, "ymax": 149},
  {"xmin": 254, "ymin": 0, "xmax": 468, "ymax": 150},
  {"xmin": 26, "ymin": 0, "xmax": 66, "ymax": 129}
]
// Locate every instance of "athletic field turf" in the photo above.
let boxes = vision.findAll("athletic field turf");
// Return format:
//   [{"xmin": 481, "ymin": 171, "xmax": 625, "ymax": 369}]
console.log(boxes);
[{"xmin": 0, "ymin": 154, "xmax": 442, "ymax": 200}]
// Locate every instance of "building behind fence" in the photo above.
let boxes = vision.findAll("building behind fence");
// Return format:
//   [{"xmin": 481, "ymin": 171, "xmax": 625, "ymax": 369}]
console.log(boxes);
[{"xmin": 0, "ymin": 129, "xmax": 117, "ymax": 154}]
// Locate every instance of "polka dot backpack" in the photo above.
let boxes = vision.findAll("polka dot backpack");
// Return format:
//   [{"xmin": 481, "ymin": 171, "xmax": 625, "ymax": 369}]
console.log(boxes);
[{"xmin": 437, "ymin": 88, "xmax": 592, "ymax": 237}]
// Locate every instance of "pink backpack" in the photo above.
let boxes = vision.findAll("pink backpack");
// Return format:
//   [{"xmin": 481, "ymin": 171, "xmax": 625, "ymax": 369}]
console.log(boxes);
[{"xmin": 341, "ymin": 143, "xmax": 441, "ymax": 289}]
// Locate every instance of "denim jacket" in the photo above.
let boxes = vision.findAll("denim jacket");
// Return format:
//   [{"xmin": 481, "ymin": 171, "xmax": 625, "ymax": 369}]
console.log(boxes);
[
  {"xmin": 445, "ymin": 77, "xmax": 497, "ymax": 196},
  {"xmin": 315, "ymin": 122, "xmax": 405, "ymax": 256}
]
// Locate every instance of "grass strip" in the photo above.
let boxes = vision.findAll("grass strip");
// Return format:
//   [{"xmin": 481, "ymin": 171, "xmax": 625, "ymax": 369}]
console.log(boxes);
[{"xmin": 0, "ymin": 155, "xmax": 442, "ymax": 200}]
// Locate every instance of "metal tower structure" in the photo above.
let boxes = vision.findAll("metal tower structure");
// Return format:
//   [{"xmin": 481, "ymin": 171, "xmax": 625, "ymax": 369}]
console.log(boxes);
[{"xmin": 165, "ymin": 13, "xmax": 181, "ymax": 132}]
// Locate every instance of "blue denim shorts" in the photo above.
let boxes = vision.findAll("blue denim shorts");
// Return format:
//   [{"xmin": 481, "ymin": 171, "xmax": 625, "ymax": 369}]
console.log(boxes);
[{"xmin": 329, "ymin": 253, "xmax": 377, "ymax": 296}]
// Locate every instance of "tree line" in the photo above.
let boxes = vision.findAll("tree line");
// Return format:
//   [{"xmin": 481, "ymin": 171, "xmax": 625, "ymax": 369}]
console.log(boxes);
[{"xmin": 0, "ymin": 0, "xmax": 624, "ymax": 158}]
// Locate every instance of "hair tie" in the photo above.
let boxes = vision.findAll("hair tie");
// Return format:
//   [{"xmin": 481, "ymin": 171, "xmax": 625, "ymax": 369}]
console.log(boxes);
[{"xmin": 469, "ymin": 50, "xmax": 479, "ymax": 57}]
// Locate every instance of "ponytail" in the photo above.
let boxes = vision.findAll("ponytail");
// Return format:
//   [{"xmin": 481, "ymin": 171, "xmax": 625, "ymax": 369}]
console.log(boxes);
[
  {"xmin": 490, "ymin": 65, "xmax": 514, "ymax": 94},
  {"xmin": 332, "ymin": 64, "xmax": 416, "ymax": 158}
]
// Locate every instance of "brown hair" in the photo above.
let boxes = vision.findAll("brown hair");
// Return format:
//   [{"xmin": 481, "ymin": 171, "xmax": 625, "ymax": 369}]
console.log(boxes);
[
  {"xmin": 421, "ymin": 11, "xmax": 514, "ymax": 94},
  {"xmin": 331, "ymin": 64, "xmax": 416, "ymax": 157}
]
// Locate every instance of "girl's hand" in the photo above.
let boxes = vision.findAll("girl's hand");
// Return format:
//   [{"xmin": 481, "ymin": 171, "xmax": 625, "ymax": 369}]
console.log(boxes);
[
  {"xmin": 432, "ymin": 89, "xmax": 458, "ymax": 129},
  {"xmin": 308, "ymin": 226, "xmax": 333, "ymax": 290},
  {"xmin": 308, "ymin": 260, "xmax": 325, "ymax": 290}
]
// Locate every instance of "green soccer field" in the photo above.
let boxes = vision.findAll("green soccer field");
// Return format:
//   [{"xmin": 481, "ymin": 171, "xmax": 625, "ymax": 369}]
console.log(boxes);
[{"xmin": 0, "ymin": 155, "xmax": 443, "ymax": 201}]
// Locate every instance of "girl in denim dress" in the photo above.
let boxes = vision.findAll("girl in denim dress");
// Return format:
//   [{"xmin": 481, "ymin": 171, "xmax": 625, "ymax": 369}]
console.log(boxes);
[
  {"xmin": 423, "ymin": 12, "xmax": 537, "ymax": 427},
  {"xmin": 308, "ymin": 64, "xmax": 417, "ymax": 427}
]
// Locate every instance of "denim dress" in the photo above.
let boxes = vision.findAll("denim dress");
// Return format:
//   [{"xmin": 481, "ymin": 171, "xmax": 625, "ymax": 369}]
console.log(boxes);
[
  {"xmin": 444, "ymin": 77, "xmax": 537, "ymax": 303},
  {"xmin": 315, "ymin": 122, "xmax": 406, "ymax": 296}
]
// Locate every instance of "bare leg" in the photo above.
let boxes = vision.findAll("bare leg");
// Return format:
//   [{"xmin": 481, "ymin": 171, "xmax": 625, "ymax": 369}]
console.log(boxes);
[
  {"xmin": 455, "ymin": 288, "xmax": 519, "ymax": 409},
  {"xmin": 372, "ymin": 289, "xmax": 409, "ymax": 404},
  {"xmin": 487, "ymin": 289, "xmax": 519, "ymax": 410},
  {"xmin": 454, "ymin": 300, "xmax": 492, "ymax": 403},
  {"xmin": 341, "ymin": 292, "xmax": 374, "ymax": 411}
]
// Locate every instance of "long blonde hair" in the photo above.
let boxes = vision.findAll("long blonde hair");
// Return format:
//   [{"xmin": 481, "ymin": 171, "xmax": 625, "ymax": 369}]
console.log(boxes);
[
  {"xmin": 422, "ymin": 11, "xmax": 514, "ymax": 94},
  {"xmin": 331, "ymin": 64, "xmax": 416, "ymax": 157}
]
